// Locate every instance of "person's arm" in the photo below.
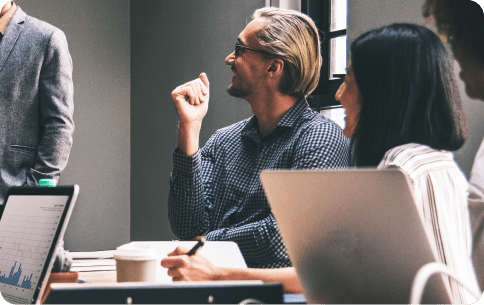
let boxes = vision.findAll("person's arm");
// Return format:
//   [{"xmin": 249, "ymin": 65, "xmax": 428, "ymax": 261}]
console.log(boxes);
[
  {"xmin": 160, "ymin": 246, "xmax": 302, "ymax": 294},
  {"xmin": 168, "ymin": 73, "xmax": 212, "ymax": 239},
  {"xmin": 206, "ymin": 214, "xmax": 289, "ymax": 267},
  {"xmin": 26, "ymin": 29, "xmax": 74, "ymax": 185},
  {"xmin": 168, "ymin": 144, "xmax": 215, "ymax": 239}
]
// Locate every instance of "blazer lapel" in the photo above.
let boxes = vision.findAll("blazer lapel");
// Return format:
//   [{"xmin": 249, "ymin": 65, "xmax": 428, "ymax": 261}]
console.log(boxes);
[{"xmin": 0, "ymin": 6, "xmax": 26, "ymax": 72}]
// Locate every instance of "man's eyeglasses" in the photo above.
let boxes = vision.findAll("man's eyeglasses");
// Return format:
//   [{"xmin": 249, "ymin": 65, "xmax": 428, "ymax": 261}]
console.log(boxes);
[{"xmin": 235, "ymin": 42, "xmax": 271, "ymax": 58}]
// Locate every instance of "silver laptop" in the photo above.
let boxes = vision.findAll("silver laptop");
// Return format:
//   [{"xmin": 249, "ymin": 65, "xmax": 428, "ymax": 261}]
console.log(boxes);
[
  {"xmin": 0, "ymin": 185, "xmax": 79, "ymax": 304},
  {"xmin": 260, "ymin": 168, "xmax": 450, "ymax": 304}
]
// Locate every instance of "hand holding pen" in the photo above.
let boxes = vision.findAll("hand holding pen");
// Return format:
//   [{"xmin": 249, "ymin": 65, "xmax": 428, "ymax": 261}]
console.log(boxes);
[
  {"xmin": 187, "ymin": 237, "xmax": 205, "ymax": 256},
  {"xmin": 161, "ymin": 237, "xmax": 220, "ymax": 281}
]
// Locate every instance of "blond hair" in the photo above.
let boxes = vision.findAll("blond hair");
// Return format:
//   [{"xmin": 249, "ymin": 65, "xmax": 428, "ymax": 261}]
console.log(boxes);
[{"xmin": 252, "ymin": 7, "xmax": 323, "ymax": 98}]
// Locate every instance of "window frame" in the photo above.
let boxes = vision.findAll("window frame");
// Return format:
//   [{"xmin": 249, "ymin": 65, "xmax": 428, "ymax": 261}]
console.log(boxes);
[{"xmin": 301, "ymin": 0, "xmax": 347, "ymax": 111}]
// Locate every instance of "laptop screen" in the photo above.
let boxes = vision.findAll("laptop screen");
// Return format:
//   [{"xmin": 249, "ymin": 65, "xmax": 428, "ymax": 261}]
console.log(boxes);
[{"xmin": 0, "ymin": 186, "xmax": 78, "ymax": 304}]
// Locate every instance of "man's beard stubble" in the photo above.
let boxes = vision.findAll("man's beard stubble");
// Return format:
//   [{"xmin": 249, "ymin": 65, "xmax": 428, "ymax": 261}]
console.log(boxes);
[
  {"xmin": 227, "ymin": 67, "xmax": 251, "ymax": 98},
  {"xmin": 227, "ymin": 83, "xmax": 250, "ymax": 98}
]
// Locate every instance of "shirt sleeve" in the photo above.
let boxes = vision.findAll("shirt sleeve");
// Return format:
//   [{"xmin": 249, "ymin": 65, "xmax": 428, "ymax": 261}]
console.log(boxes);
[
  {"xmin": 206, "ymin": 214, "xmax": 290, "ymax": 268},
  {"xmin": 26, "ymin": 28, "xmax": 74, "ymax": 185},
  {"xmin": 168, "ymin": 136, "xmax": 216, "ymax": 240}
]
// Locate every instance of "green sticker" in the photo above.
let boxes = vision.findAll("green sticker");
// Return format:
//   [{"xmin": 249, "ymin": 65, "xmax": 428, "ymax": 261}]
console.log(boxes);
[{"xmin": 39, "ymin": 179, "xmax": 57, "ymax": 187}]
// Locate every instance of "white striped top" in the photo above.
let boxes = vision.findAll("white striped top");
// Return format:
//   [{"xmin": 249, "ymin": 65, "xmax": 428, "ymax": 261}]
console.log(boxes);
[{"xmin": 377, "ymin": 143, "xmax": 480, "ymax": 304}]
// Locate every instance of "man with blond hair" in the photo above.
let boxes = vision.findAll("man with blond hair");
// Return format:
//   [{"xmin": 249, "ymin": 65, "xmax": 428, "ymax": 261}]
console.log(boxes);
[{"xmin": 163, "ymin": 7, "xmax": 349, "ymax": 292}]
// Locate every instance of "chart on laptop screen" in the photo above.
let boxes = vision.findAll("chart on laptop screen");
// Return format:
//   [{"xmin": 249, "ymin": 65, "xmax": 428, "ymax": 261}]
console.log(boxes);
[{"xmin": 0, "ymin": 195, "xmax": 69, "ymax": 304}]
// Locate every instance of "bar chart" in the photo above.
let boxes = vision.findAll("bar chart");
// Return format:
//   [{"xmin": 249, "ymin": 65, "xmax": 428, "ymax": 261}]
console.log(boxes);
[
  {"xmin": 0, "ymin": 209, "xmax": 59, "ymax": 292},
  {"xmin": 0, "ymin": 261, "xmax": 33, "ymax": 289},
  {"xmin": 0, "ymin": 193, "xmax": 70, "ymax": 304}
]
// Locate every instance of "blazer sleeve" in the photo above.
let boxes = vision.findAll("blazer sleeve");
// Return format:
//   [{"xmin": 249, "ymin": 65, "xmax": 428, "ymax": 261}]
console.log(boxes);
[{"xmin": 26, "ymin": 28, "xmax": 74, "ymax": 185}]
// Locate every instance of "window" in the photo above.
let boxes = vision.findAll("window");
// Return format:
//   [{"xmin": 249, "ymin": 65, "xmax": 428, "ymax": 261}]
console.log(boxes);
[{"xmin": 301, "ymin": 0, "xmax": 347, "ymax": 114}]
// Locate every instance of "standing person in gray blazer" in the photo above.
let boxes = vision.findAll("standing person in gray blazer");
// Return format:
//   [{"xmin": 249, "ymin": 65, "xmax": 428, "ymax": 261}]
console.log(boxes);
[{"xmin": 0, "ymin": 0, "xmax": 74, "ymax": 204}]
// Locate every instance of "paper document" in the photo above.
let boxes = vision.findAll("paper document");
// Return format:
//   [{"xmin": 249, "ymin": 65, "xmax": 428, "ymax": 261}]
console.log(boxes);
[
  {"xmin": 71, "ymin": 259, "xmax": 116, "ymax": 272},
  {"xmin": 70, "ymin": 250, "xmax": 115, "ymax": 259},
  {"xmin": 72, "ymin": 265, "xmax": 116, "ymax": 272},
  {"xmin": 70, "ymin": 250, "xmax": 116, "ymax": 272}
]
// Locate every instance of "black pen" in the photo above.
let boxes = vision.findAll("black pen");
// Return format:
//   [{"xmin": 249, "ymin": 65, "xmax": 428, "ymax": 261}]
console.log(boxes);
[{"xmin": 187, "ymin": 237, "xmax": 205, "ymax": 256}]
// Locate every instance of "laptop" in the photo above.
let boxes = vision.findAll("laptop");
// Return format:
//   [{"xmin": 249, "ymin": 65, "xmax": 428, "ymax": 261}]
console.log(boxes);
[
  {"xmin": 0, "ymin": 185, "xmax": 79, "ymax": 304},
  {"xmin": 43, "ymin": 281, "xmax": 284, "ymax": 304},
  {"xmin": 260, "ymin": 168, "xmax": 451, "ymax": 304}
]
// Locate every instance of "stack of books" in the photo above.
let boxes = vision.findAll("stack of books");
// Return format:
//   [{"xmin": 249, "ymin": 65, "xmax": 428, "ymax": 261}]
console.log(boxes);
[{"xmin": 70, "ymin": 250, "xmax": 116, "ymax": 272}]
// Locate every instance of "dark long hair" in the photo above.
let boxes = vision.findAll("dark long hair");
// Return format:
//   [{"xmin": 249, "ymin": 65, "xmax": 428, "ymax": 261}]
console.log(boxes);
[{"xmin": 350, "ymin": 23, "xmax": 467, "ymax": 167}]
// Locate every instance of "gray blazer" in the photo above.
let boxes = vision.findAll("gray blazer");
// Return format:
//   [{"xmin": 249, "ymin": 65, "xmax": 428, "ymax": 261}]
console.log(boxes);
[{"xmin": 0, "ymin": 7, "xmax": 74, "ymax": 204}]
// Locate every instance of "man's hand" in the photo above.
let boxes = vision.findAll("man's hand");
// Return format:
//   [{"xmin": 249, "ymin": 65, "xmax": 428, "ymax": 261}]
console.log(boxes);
[
  {"xmin": 171, "ymin": 73, "xmax": 210, "ymax": 126},
  {"xmin": 160, "ymin": 246, "xmax": 222, "ymax": 282},
  {"xmin": 171, "ymin": 73, "xmax": 210, "ymax": 156}
]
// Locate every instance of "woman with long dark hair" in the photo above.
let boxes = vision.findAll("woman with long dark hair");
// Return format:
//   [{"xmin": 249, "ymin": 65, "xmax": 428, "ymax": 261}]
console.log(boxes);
[{"xmin": 336, "ymin": 23, "xmax": 479, "ymax": 303}]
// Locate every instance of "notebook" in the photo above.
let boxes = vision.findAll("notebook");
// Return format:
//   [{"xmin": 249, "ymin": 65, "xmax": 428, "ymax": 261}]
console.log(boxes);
[
  {"xmin": 0, "ymin": 185, "xmax": 79, "ymax": 304},
  {"xmin": 260, "ymin": 168, "xmax": 450, "ymax": 304}
]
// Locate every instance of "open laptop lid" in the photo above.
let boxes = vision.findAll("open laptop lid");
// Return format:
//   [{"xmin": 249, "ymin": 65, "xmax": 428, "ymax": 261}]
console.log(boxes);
[
  {"xmin": 260, "ymin": 169, "xmax": 450, "ymax": 304},
  {"xmin": 0, "ymin": 185, "xmax": 79, "ymax": 304}
]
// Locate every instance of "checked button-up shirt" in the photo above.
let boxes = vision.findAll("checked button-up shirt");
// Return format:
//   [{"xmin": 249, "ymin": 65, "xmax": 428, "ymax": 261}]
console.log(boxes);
[{"xmin": 168, "ymin": 98, "xmax": 350, "ymax": 268}]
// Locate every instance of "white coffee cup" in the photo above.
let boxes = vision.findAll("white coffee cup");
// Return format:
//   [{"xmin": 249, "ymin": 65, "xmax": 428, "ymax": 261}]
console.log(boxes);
[{"xmin": 113, "ymin": 247, "xmax": 157, "ymax": 283}]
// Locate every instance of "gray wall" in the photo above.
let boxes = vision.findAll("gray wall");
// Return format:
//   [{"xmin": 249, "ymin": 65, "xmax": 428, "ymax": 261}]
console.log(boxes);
[
  {"xmin": 348, "ymin": 0, "xmax": 484, "ymax": 178},
  {"xmin": 16, "ymin": 0, "xmax": 131, "ymax": 251},
  {"xmin": 130, "ymin": 0, "xmax": 264, "ymax": 241}
]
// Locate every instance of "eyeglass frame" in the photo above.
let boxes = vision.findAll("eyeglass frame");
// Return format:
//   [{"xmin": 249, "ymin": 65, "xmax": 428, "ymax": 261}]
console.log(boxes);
[{"xmin": 235, "ymin": 41, "xmax": 273, "ymax": 58}]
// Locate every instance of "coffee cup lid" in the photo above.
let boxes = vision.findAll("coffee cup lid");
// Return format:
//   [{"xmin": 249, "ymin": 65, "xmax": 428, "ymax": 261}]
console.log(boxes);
[{"xmin": 113, "ymin": 247, "xmax": 157, "ymax": 260}]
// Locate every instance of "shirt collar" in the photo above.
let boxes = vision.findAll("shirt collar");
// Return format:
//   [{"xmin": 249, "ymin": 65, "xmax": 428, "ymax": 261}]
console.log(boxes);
[
  {"xmin": 275, "ymin": 98, "xmax": 310, "ymax": 128},
  {"xmin": 0, "ymin": 2, "xmax": 17, "ymax": 36},
  {"xmin": 241, "ymin": 98, "xmax": 310, "ymax": 139}
]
